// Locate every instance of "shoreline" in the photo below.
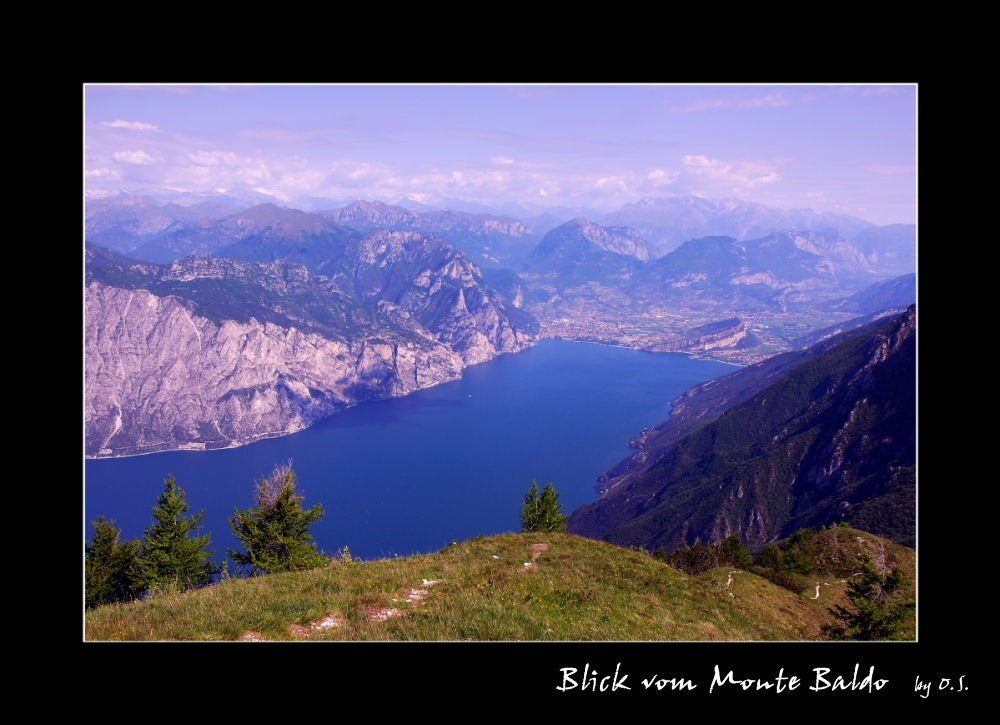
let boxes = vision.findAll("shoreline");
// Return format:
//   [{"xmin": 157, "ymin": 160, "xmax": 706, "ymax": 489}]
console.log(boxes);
[
  {"xmin": 86, "ymin": 341, "xmax": 542, "ymax": 461},
  {"xmin": 85, "ymin": 337, "xmax": 747, "ymax": 461}
]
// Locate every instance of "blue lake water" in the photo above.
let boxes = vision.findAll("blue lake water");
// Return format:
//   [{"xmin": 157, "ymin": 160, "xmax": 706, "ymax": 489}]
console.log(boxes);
[{"xmin": 84, "ymin": 340, "xmax": 734, "ymax": 563}]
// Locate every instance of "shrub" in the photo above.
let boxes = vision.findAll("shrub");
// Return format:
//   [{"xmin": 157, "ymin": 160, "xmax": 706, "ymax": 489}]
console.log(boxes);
[{"xmin": 752, "ymin": 565, "xmax": 809, "ymax": 594}]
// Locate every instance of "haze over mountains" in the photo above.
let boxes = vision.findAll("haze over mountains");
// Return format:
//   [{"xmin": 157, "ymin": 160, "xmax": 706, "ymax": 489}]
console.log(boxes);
[
  {"xmin": 601, "ymin": 195, "xmax": 878, "ymax": 254},
  {"xmin": 85, "ymin": 192, "xmax": 915, "ymax": 464},
  {"xmin": 84, "ymin": 186, "xmax": 917, "ymax": 597}
]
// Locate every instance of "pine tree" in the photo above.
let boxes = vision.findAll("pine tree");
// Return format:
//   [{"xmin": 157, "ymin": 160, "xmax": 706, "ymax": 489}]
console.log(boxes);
[
  {"xmin": 782, "ymin": 527, "xmax": 817, "ymax": 576},
  {"xmin": 688, "ymin": 538, "xmax": 715, "ymax": 573},
  {"xmin": 139, "ymin": 475, "xmax": 217, "ymax": 592},
  {"xmin": 829, "ymin": 549, "xmax": 911, "ymax": 640},
  {"xmin": 86, "ymin": 516, "xmax": 143, "ymax": 607},
  {"xmin": 520, "ymin": 480, "xmax": 568, "ymax": 533},
  {"xmin": 538, "ymin": 483, "xmax": 568, "ymax": 533},
  {"xmin": 228, "ymin": 462, "xmax": 327, "ymax": 575},
  {"xmin": 520, "ymin": 480, "xmax": 540, "ymax": 533},
  {"xmin": 720, "ymin": 534, "xmax": 753, "ymax": 569}
]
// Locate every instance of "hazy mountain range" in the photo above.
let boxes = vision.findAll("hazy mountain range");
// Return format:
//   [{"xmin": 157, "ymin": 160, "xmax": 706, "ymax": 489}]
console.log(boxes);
[{"xmin": 85, "ymin": 193, "xmax": 915, "ymax": 466}]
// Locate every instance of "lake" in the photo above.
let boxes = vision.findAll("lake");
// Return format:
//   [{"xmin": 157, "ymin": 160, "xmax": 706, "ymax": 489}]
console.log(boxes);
[{"xmin": 84, "ymin": 340, "xmax": 734, "ymax": 563}]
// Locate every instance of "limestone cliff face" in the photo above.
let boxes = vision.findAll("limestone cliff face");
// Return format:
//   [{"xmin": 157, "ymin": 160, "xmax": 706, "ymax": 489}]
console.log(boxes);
[
  {"xmin": 85, "ymin": 281, "xmax": 465, "ymax": 457},
  {"xmin": 644, "ymin": 320, "xmax": 750, "ymax": 353},
  {"xmin": 84, "ymin": 235, "xmax": 537, "ymax": 457},
  {"xmin": 320, "ymin": 200, "xmax": 421, "ymax": 229},
  {"xmin": 565, "ymin": 218, "xmax": 653, "ymax": 260},
  {"xmin": 349, "ymin": 230, "xmax": 534, "ymax": 364}
]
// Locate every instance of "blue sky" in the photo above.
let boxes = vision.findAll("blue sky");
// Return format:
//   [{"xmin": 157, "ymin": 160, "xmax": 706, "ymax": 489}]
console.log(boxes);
[{"xmin": 84, "ymin": 84, "xmax": 916, "ymax": 226}]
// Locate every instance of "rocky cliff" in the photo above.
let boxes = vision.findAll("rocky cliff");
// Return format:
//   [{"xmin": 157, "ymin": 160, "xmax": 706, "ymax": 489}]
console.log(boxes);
[
  {"xmin": 642, "ymin": 318, "xmax": 751, "ymax": 353},
  {"xmin": 346, "ymin": 230, "xmax": 535, "ymax": 364},
  {"xmin": 85, "ymin": 243, "xmax": 535, "ymax": 457}
]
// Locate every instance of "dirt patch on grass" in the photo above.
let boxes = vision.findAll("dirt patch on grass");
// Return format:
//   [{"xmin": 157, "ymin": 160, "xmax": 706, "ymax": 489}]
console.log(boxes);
[
  {"xmin": 367, "ymin": 577, "xmax": 442, "ymax": 622},
  {"xmin": 522, "ymin": 542, "xmax": 549, "ymax": 570}
]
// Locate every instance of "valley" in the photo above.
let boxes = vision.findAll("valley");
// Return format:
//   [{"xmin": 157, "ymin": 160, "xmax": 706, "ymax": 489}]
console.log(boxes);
[
  {"xmin": 532, "ymin": 304, "xmax": 865, "ymax": 365},
  {"xmin": 84, "ymin": 191, "xmax": 916, "ymax": 599}
]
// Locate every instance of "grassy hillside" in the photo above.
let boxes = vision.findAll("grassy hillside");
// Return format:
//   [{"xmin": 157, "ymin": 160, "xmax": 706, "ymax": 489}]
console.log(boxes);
[{"xmin": 85, "ymin": 528, "xmax": 913, "ymax": 641}]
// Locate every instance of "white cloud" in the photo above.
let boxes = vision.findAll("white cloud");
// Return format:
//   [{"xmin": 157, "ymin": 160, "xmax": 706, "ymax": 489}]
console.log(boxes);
[
  {"xmin": 187, "ymin": 151, "xmax": 239, "ymax": 167},
  {"xmin": 745, "ymin": 171, "xmax": 779, "ymax": 188},
  {"xmin": 595, "ymin": 176, "xmax": 628, "ymax": 192},
  {"xmin": 112, "ymin": 150, "xmax": 156, "ymax": 165},
  {"xmin": 251, "ymin": 186, "xmax": 295, "ymax": 202},
  {"xmin": 681, "ymin": 154, "xmax": 780, "ymax": 189},
  {"xmin": 85, "ymin": 188, "xmax": 120, "ymax": 200},
  {"xmin": 102, "ymin": 120, "xmax": 159, "ymax": 130},
  {"xmin": 682, "ymin": 155, "xmax": 714, "ymax": 169},
  {"xmin": 85, "ymin": 167, "xmax": 121, "ymax": 180},
  {"xmin": 491, "ymin": 156, "xmax": 515, "ymax": 165}
]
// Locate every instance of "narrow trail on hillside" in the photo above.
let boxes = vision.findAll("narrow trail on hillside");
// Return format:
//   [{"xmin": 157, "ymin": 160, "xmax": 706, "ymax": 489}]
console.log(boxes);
[{"xmin": 239, "ymin": 540, "xmax": 552, "ymax": 640}]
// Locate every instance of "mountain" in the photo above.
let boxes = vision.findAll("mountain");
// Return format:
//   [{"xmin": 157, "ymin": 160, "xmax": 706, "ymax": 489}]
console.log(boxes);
[
  {"xmin": 181, "ymin": 206, "xmax": 542, "ymax": 355},
  {"xmin": 629, "ymin": 230, "xmax": 880, "ymax": 313},
  {"xmin": 128, "ymin": 203, "xmax": 358, "ymax": 264},
  {"xmin": 512, "ymin": 219, "xmax": 904, "ymax": 363},
  {"xmin": 526, "ymin": 225, "xmax": 883, "ymax": 310},
  {"xmin": 849, "ymin": 224, "xmax": 917, "ymax": 277},
  {"xmin": 330, "ymin": 229, "xmax": 538, "ymax": 361},
  {"xmin": 318, "ymin": 200, "xmax": 540, "ymax": 268},
  {"xmin": 600, "ymin": 195, "xmax": 875, "ymax": 254},
  {"xmin": 820, "ymin": 273, "xmax": 915, "ymax": 315},
  {"xmin": 528, "ymin": 217, "xmax": 653, "ymax": 261},
  {"xmin": 520, "ymin": 217, "xmax": 648, "ymax": 290},
  {"xmin": 516, "ymin": 212, "xmax": 567, "ymax": 239},
  {"xmin": 592, "ymin": 314, "xmax": 907, "ymax": 498},
  {"xmin": 85, "ymin": 242, "xmax": 535, "ymax": 457},
  {"xmin": 415, "ymin": 210, "xmax": 540, "ymax": 268},
  {"xmin": 317, "ymin": 199, "xmax": 421, "ymax": 230},
  {"xmin": 85, "ymin": 195, "xmax": 240, "ymax": 254},
  {"xmin": 568, "ymin": 305, "xmax": 915, "ymax": 550}
]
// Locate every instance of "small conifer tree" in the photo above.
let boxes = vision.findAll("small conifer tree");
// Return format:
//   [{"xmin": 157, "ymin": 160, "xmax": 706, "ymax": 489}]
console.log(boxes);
[
  {"xmin": 228, "ymin": 462, "xmax": 327, "ymax": 575},
  {"xmin": 520, "ymin": 480, "xmax": 540, "ymax": 533},
  {"xmin": 756, "ymin": 543, "xmax": 784, "ymax": 571},
  {"xmin": 538, "ymin": 483, "xmax": 568, "ymax": 533},
  {"xmin": 828, "ymin": 549, "xmax": 911, "ymax": 640},
  {"xmin": 139, "ymin": 475, "xmax": 218, "ymax": 592},
  {"xmin": 86, "ymin": 516, "xmax": 143, "ymax": 607},
  {"xmin": 520, "ymin": 480, "xmax": 568, "ymax": 533},
  {"xmin": 720, "ymin": 534, "xmax": 753, "ymax": 569},
  {"xmin": 782, "ymin": 527, "xmax": 817, "ymax": 576}
]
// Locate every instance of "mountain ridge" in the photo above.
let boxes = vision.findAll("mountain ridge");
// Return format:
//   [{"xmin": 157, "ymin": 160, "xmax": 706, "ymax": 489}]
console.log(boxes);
[
  {"xmin": 85, "ymin": 241, "xmax": 535, "ymax": 457},
  {"xmin": 568, "ymin": 305, "xmax": 915, "ymax": 550}
]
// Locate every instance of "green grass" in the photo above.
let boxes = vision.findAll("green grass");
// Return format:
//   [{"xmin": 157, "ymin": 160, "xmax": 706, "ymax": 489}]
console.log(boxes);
[{"xmin": 85, "ymin": 531, "xmax": 914, "ymax": 642}]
